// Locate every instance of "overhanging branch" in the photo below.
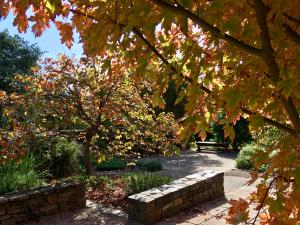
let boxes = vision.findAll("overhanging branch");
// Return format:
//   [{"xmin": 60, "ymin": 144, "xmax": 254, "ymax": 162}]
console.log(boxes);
[
  {"xmin": 132, "ymin": 26, "xmax": 296, "ymax": 135},
  {"xmin": 151, "ymin": 0, "xmax": 264, "ymax": 57},
  {"xmin": 70, "ymin": 8, "xmax": 297, "ymax": 136}
]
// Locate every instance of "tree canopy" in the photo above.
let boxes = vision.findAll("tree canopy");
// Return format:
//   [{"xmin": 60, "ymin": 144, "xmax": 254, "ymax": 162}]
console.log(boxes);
[
  {"xmin": 0, "ymin": 30, "xmax": 42, "ymax": 93},
  {"xmin": 1, "ymin": 0, "xmax": 300, "ymax": 224}
]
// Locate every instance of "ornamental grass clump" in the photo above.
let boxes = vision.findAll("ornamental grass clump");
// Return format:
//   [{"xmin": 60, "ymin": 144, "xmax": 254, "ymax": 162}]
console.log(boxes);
[
  {"xmin": 0, "ymin": 155, "xmax": 44, "ymax": 194},
  {"xmin": 125, "ymin": 172, "xmax": 171, "ymax": 195}
]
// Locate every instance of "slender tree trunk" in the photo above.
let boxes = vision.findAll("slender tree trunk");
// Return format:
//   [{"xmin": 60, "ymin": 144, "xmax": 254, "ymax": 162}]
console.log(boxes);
[{"xmin": 83, "ymin": 129, "xmax": 93, "ymax": 175}]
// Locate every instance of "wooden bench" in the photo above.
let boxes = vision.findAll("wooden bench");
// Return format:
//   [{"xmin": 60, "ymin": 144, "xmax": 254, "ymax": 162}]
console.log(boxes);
[
  {"xmin": 127, "ymin": 171, "xmax": 224, "ymax": 225},
  {"xmin": 196, "ymin": 141, "xmax": 229, "ymax": 151}
]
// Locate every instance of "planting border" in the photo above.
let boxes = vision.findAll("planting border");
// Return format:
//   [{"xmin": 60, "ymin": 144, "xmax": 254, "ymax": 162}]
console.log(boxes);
[{"xmin": 127, "ymin": 170, "xmax": 224, "ymax": 225}]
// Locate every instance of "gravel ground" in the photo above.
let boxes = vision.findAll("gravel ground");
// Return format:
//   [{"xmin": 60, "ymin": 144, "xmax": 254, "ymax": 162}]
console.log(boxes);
[{"xmin": 25, "ymin": 207, "xmax": 140, "ymax": 225}]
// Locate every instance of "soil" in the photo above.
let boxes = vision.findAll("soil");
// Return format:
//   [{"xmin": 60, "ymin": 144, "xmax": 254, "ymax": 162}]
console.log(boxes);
[{"xmin": 85, "ymin": 177, "xmax": 128, "ymax": 209}]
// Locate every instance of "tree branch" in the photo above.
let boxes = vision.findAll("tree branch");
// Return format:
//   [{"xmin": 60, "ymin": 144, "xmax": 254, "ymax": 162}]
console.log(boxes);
[
  {"xmin": 241, "ymin": 107, "xmax": 296, "ymax": 136},
  {"xmin": 151, "ymin": 0, "xmax": 264, "ymax": 57},
  {"xmin": 70, "ymin": 8, "xmax": 297, "ymax": 136},
  {"xmin": 253, "ymin": 0, "xmax": 300, "ymax": 133},
  {"xmin": 132, "ymin": 26, "xmax": 297, "ymax": 136},
  {"xmin": 283, "ymin": 13, "xmax": 300, "ymax": 26},
  {"xmin": 283, "ymin": 23, "xmax": 300, "ymax": 46}
]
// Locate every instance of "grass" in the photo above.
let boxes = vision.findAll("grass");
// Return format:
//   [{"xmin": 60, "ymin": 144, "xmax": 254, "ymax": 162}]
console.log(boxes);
[
  {"xmin": 0, "ymin": 155, "xmax": 44, "ymax": 194},
  {"xmin": 124, "ymin": 172, "xmax": 171, "ymax": 195}
]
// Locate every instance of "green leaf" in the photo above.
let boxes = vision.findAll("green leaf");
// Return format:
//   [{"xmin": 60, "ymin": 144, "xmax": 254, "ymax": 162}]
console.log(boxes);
[
  {"xmin": 45, "ymin": 0, "xmax": 60, "ymax": 13},
  {"xmin": 223, "ymin": 88, "xmax": 243, "ymax": 108},
  {"xmin": 248, "ymin": 115, "xmax": 265, "ymax": 131},
  {"xmin": 222, "ymin": 16, "xmax": 240, "ymax": 33},
  {"xmin": 180, "ymin": 0, "xmax": 192, "ymax": 8},
  {"xmin": 293, "ymin": 167, "xmax": 300, "ymax": 186},
  {"xmin": 211, "ymin": 0, "xmax": 224, "ymax": 10}
]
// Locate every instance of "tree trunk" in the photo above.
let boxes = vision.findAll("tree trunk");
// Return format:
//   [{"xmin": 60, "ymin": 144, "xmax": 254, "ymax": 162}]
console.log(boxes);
[{"xmin": 83, "ymin": 130, "xmax": 93, "ymax": 175}]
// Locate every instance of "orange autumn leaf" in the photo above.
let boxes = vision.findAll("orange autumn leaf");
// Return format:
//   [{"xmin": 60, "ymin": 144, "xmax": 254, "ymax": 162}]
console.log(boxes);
[{"xmin": 226, "ymin": 198, "xmax": 249, "ymax": 224}]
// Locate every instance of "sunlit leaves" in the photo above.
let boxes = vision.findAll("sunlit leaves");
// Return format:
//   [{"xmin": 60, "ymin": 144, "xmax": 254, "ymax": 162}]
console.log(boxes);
[
  {"xmin": 226, "ymin": 198, "xmax": 249, "ymax": 224},
  {"xmin": 2, "ymin": 0, "xmax": 300, "ymax": 223},
  {"xmin": 55, "ymin": 21, "xmax": 73, "ymax": 48}
]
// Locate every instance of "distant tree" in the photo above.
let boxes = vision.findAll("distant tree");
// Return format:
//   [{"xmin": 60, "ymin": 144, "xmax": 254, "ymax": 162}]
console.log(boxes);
[
  {"xmin": 0, "ymin": 30, "xmax": 42, "ymax": 93},
  {"xmin": 0, "ymin": 30, "xmax": 42, "ymax": 127}
]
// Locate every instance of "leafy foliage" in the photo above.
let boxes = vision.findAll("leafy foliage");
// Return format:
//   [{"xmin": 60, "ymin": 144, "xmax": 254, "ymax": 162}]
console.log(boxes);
[
  {"xmin": 95, "ymin": 158, "xmax": 127, "ymax": 171},
  {"xmin": 29, "ymin": 136, "xmax": 81, "ymax": 178},
  {"xmin": 236, "ymin": 127, "xmax": 284, "ymax": 171},
  {"xmin": 68, "ymin": 175, "xmax": 113, "ymax": 189},
  {"xmin": 125, "ymin": 172, "xmax": 171, "ymax": 195},
  {"xmin": 236, "ymin": 144, "xmax": 262, "ymax": 170},
  {"xmin": 209, "ymin": 113, "xmax": 252, "ymax": 150},
  {"xmin": 136, "ymin": 159, "xmax": 163, "ymax": 172},
  {"xmin": 0, "ymin": 30, "xmax": 42, "ymax": 93},
  {"xmin": 0, "ymin": 30, "xmax": 41, "ymax": 128},
  {"xmin": 0, "ymin": 155, "xmax": 44, "ymax": 194},
  {"xmin": 1, "ymin": 56, "xmax": 179, "ymax": 174}
]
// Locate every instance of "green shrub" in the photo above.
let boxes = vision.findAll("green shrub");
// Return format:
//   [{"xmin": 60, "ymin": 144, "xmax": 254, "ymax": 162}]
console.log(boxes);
[
  {"xmin": 30, "ymin": 136, "xmax": 81, "ymax": 178},
  {"xmin": 236, "ymin": 144, "xmax": 258, "ymax": 170},
  {"xmin": 236, "ymin": 143, "xmax": 268, "ymax": 172},
  {"xmin": 67, "ymin": 175, "xmax": 113, "ymax": 188},
  {"xmin": 125, "ymin": 173, "xmax": 171, "ymax": 195},
  {"xmin": 136, "ymin": 159, "xmax": 163, "ymax": 172},
  {"xmin": 95, "ymin": 158, "xmax": 127, "ymax": 171},
  {"xmin": 0, "ymin": 155, "xmax": 44, "ymax": 194}
]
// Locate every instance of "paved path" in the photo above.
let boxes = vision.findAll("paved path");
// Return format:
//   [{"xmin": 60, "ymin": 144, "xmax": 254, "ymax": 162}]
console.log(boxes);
[
  {"xmin": 27, "ymin": 151, "xmax": 260, "ymax": 225},
  {"xmin": 155, "ymin": 150, "xmax": 238, "ymax": 179}
]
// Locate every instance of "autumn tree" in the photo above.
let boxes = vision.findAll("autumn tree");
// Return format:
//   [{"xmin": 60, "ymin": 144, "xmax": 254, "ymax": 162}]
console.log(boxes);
[
  {"xmin": 1, "ymin": 0, "xmax": 300, "ymax": 223},
  {"xmin": 1, "ymin": 55, "xmax": 179, "ymax": 174}
]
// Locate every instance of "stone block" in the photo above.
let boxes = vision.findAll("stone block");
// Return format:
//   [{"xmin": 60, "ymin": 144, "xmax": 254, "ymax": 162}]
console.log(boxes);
[
  {"xmin": 7, "ymin": 207, "xmax": 28, "ymax": 215},
  {"xmin": 0, "ymin": 215, "xmax": 10, "ymax": 221},
  {"xmin": 145, "ymin": 209, "xmax": 161, "ymax": 225},
  {"xmin": 8, "ymin": 194, "xmax": 28, "ymax": 202},
  {"xmin": 0, "ymin": 198, "xmax": 8, "ymax": 205},
  {"xmin": 40, "ymin": 204, "xmax": 58, "ymax": 215},
  {"xmin": 174, "ymin": 197, "xmax": 183, "ymax": 207},
  {"xmin": 1, "ymin": 219, "xmax": 16, "ymax": 225}
]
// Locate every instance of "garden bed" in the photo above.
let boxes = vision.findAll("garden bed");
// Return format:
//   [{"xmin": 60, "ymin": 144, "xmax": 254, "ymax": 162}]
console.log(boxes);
[{"xmin": 70, "ymin": 171, "xmax": 172, "ymax": 210}]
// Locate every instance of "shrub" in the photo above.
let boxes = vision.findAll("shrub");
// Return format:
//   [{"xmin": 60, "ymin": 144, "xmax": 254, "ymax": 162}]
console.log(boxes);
[
  {"xmin": 67, "ymin": 175, "xmax": 113, "ymax": 188},
  {"xmin": 209, "ymin": 113, "xmax": 252, "ymax": 150},
  {"xmin": 236, "ymin": 144, "xmax": 258, "ymax": 170},
  {"xmin": 125, "ymin": 173, "xmax": 171, "ymax": 195},
  {"xmin": 136, "ymin": 159, "xmax": 163, "ymax": 172},
  {"xmin": 236, "ymin": 143, "xmax": 268, "ymax": 172},
  {"xmin": 95, "ymin": 158, "xmax": 127, "ymax": 171},
  {"xmin": 30, "ymin": 136, "xmax": 81, "ymax": 178},
  {"xmin": 0, "ymin": 155, "xmax": 44, "ymax": 194}
]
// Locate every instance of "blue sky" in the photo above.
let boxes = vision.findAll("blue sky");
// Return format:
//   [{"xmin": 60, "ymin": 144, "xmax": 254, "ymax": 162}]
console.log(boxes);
[{"xmin": 0, "ymin": 12, "xmax": 83, "ymax": 58}]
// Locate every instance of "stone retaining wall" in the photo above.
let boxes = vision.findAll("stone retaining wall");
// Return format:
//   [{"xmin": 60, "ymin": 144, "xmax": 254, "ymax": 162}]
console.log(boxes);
[
  {"xmin": 127, "ymin": 170, "xmax": 224, "ymax": 225},
  {"xmin": 0, "ymin": 182, "xmax": 85, "ymax": 225}
]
